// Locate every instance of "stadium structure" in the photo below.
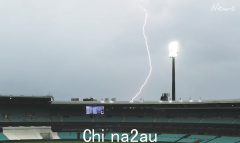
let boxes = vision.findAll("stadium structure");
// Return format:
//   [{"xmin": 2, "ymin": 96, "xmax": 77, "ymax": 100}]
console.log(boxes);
[{"xmin": 0, "ymin": 95, "xmax": 240, "ymax": 143}]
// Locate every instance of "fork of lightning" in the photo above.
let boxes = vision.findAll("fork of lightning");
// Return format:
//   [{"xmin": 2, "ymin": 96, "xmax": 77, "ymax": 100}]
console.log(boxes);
[{"xmin": 132, "ymin": 9, "xmax": 152, "ymax": 101}]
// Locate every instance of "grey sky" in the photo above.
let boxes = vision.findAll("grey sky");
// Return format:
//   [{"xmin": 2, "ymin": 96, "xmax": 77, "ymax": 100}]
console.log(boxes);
[{"xmin": 0, "ymin": 0, "xmax": 239, "ymax": 101}]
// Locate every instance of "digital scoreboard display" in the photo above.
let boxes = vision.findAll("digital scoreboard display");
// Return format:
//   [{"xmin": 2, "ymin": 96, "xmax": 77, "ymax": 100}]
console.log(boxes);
[{"xmin": 86, "ymin": 106, "xmax": 104, "ymax": 114}]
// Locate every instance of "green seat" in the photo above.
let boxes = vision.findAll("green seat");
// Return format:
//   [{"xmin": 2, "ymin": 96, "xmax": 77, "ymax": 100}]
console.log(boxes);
[
  {"xmin": 51, "ymin": 116, "xmax": 61, "ymax": 122},
  {"xmin": 178, "ymin": 138, "xmax": 200, "ymax": 142},
  {"xmin": 208, "ymin": 136, "xmax": 240, "ymax": 143},
  {"xmin": 94, "ymin": 117, "xmax": 122, "ymax": 122},
  {"xmin": 57, "ymin": 132, "xmax": 77, "ymax": 139},
  {"xmin": 170, "ymin": 117, "xmax": 200, "ymax": 123},
  {"xmin": 201, "ymin": 117, "xmax": 234, "ymax": 124},
  {"xmin": 157, "ymin": 134, "xmax": 186, "ymax": 142},
  {"xmin": 0, "ymin": 132, "xmax": 9, "ymax": 140},
  {"xmin": 232, "ymin": 118, "xmax": 240, "ymax": 124},
  {"xmin": 62, "ymin": 117, "xmax": 91, "ymax": 122},
  {"xmin": 125, "ymin": 117, "xmax": 153, "ymax": 122},
  {"xmin": 155, "ymin": 118, "xmax": 169, "ymax": 122}
]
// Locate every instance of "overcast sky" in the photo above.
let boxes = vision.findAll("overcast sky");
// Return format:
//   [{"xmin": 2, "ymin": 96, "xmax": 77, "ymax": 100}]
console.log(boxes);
[{"xmin": 0, "ymin": 0, "xmax": 240, "ymax": 101}]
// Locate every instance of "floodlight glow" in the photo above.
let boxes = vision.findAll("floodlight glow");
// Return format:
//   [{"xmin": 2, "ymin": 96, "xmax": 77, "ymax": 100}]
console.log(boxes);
[{"xmin": 169, "ymin": 41, "xmax": 178, "ymax": 58}]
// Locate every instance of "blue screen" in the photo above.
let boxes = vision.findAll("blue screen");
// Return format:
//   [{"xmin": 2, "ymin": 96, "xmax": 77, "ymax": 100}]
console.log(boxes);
[{"xmin": 86, "ymin": 106, "xmax": 104, "ymax": 114}]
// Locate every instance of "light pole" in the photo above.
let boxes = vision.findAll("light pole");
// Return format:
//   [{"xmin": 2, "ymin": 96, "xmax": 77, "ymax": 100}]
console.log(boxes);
[{"xmin": 169, "ymin": 41, "xmax": 178, "ymax": 101}]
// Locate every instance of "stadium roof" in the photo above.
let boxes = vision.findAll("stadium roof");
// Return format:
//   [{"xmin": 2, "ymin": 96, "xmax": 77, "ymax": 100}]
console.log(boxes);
[
  {"xmin": 0, "ymin": 94, "xmax": 52, "ymax": 98},
  {"xmin": 52, "ymin": 99, "xmax": 240, "ymax": 105}
]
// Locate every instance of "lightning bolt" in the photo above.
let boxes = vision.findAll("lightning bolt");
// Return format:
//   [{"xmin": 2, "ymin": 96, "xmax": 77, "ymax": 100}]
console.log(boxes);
[{"xmin": 132, "ymin": 9, "xmax": 152, "ymax": 101}]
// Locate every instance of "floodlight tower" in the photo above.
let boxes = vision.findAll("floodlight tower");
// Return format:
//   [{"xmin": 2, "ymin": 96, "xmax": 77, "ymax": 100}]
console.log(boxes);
[{"xmin": 169, "ymin": 41, "xmax": 178, "ymax": 101}]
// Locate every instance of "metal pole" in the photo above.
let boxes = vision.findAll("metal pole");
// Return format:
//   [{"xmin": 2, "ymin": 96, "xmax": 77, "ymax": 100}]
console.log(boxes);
[{"xmin": 172, "ymin": 57, "xmax": 175, "ymax": 101}]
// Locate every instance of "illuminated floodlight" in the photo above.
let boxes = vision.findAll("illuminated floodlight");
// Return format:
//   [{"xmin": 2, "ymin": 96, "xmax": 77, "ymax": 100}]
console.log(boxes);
[{"xmin": 169, "ymin": 41, "xmax": 179, "ymax": 58}]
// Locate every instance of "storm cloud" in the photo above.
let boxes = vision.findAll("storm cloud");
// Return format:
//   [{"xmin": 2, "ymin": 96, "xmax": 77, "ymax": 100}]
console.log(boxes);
[{"xmin": 0, "ymin": 0, "xmax": 239, "ymax": 101}]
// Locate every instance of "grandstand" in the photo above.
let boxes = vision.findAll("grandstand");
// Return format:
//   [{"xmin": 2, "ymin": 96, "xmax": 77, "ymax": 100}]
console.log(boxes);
[{"xmin": 0, "ymin": 95, "xmax": 240, "ymax": 142}]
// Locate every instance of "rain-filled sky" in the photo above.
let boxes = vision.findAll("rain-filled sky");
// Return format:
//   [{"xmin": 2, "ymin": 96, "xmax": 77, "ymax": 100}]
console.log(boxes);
[{"xmin": 0, "ymin": 0, "xmax": 239, "ymax": 101}]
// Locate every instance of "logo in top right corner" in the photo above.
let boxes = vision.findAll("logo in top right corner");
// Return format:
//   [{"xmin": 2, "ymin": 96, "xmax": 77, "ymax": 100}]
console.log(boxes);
[{"xmin": 211, "ymin": 3, "xmax": 235, "ymax": 11}]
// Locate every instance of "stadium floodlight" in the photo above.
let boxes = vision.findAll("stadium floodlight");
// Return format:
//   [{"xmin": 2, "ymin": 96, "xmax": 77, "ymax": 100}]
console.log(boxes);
[
  {"xmin": 169, "ymin": 41, "xmax": 178, "ymax": 101},
  {"xmin": 169, "ymin": 41, "xmax": 178, "ymax": 58}
]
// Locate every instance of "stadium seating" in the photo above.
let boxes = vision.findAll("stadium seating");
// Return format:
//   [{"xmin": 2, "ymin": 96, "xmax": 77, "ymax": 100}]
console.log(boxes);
[
  {"xmin": 1, "ymin": 105, "xmax": 240, "ymax": 125},
  {"xmin": 62, "ymin": 117, "xmax": 92, "ymax": 122},
  {"xmin": 57, "ymin": 132, "xmax": 77, "ymax": 139},
  {"xmin": 178, "ymin": 138, "xmax": 200, "ymax": 142},
  {"xmin": 178, "ymin": 135, "xmax": 216, "ymax": 143},
  {"xmin": 56, "ymin": 131, "xmax": 240, "ymax": 143},
  {"xmin": 124, "ymin": 117, "xmax": 154, "ymax": 122},
  {"xmin": 108, "ymin": 110, "xmax": 123, "ymax": 117},
  {"xmin": 94, "ymin": 117, "xmax": 122, "ymax": 122},
  {"xmin": 232, "ymin": 118, "xmax": 240, "ymax": 124},
  {"xmin": 124, "ymin": 110, "xmax": 143, "ymax": 117},
  {"xmin": 31, "ymin": 118, "xmax": 50, "ymax": 122},
  {"xmin": 157, "ymin": 133, "xmax": 186, "ymax": 142},
  {"xmin": 223, "ymin": 111, "xmax": 239, "ymax": 117},
  {"xmin": 51, "ymin": 116, "xmax": 61, "ymax": 122},
  {"xmin": 170, "ymin": 117, "xmax": 200, "ymax": 123},
  {"xmin": 0, "ymin": 118, "xmax": 9, "ymax": 122},
  {"xmin": 200, "ymin": 117, "xmax": 234, "ymax": 124},
  {"xmin": 190, "ymin": 111, "xmax": 206, "ymax": 117},
  {"xmin": 145, "ymin": 110, "xmax": 158, "ymax": 117},
  {"xmin": 208, "ymin": 136, "xmax": 240, "ymax": 143},
  {"xmin": 9, "ymin": 118, "xmax": 31, "ymax": 122},
  {"xmin": 30, "ymin": 106, "xmax": 49, "ymax": 117},
  {"xmin": 158, "ymin": 112, "xmax": 169, "ymax": 118},
  {"xmin": 155, "ymin": 118, "xmax": 169, "ymax": 122}
]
